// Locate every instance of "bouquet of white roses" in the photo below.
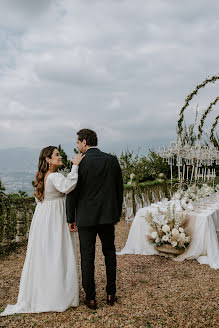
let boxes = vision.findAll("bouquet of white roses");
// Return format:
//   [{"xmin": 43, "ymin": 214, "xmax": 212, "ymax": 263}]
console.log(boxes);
[
  {"xmin": 197, "ymin": 184, "xmax": 214, "ymax": 198},
  {"xmin": 146, "ymin": 205, "xmax": 191, "ymax": 251}
]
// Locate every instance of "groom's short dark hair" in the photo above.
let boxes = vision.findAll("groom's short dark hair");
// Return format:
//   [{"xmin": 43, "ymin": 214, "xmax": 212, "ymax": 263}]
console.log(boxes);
[{"xmin": 77, "ymin": 129, "xmax": 98, "ymax": 146}]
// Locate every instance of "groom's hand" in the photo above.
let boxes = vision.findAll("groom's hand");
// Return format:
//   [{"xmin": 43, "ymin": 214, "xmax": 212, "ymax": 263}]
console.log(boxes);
[{"xmin": 69, "ymin": 222, "xmax": 77, "ymax": 232}]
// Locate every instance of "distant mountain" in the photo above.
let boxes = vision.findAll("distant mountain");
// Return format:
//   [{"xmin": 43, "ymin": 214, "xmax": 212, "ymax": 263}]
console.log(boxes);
[
  {"xmin": 0, "ymin": 147, "xmax": 40, "ymax": 171},
  {"xmin": 0, "ymin": 147, "xmax": 40, "ymax": 194}
]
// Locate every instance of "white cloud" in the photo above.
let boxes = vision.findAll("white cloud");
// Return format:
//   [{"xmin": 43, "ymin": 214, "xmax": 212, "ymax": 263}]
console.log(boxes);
[
  {"xmin": 108, "ymin": 98, "xmax": 121, "ymax": 111},
  {"xmin": 0, "ymin": 0, "xmax": 218, "ymax": 155}
]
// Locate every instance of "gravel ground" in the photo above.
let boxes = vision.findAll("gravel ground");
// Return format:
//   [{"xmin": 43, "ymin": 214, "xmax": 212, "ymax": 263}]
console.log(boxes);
[{"xmin": 0, "ymin": 220, "xmax": 218, "ymax": 328}]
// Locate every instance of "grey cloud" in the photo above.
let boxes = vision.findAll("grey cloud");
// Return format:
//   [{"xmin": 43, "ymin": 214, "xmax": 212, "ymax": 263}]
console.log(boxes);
[
  {"xmin": 35, "ymin": 56, "xmax": 112, "ymax": 86},
  {"xmin": 7, "ymin": 0, "xmax": 52, "ymax": 14},
  {"xmin": 0, "ymin": 0, "xmax": 218, "ymax": 154},
  {"xmin": 0, "ymin": 0, "xmax": 53, "ymax": 29}
]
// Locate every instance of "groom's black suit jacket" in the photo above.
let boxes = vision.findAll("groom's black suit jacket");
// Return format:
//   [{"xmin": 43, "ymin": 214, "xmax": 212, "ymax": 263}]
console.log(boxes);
[{"xmin": 66, "ymin": 148, "xmax": 123, "ymax": 227}]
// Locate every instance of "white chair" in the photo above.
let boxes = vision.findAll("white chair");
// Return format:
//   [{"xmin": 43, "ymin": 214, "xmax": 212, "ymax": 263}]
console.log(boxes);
[
  {"xmin": 142, "ymin": 193, "xmax": 149, "ymax": 207},
  {"xmin": 134, "ymin": 194, "xmax": 142, "ymax": 212},
  {"xmin": 124, "ymin": 194, "xmax": 134, "ymax": 227}
]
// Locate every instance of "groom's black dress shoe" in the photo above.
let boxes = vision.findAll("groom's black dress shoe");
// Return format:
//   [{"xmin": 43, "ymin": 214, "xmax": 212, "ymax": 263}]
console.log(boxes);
[
  {"xmin": 84, "ymin": 300, "xmax": 97, "ymax": 310},
  {"xmin": 106, "ymin": 295, "xmax": 118, "ymax": 306}
]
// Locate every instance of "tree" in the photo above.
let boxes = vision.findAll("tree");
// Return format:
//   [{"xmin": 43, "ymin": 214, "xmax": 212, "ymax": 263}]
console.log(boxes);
[
  {"xmin": 118, "ymin": 149, "xmax": 173, "ymax": 184},
  {"xmin": 0, "ymin": 178, "xmax": 6, "ymax": 192},
  {"xmin": 57, "ymin": 145, "xmax": 71, "ymax": 169},
  {"xmin": 18, "ymin": 190, "xmax": 28, "ymax": 197}
]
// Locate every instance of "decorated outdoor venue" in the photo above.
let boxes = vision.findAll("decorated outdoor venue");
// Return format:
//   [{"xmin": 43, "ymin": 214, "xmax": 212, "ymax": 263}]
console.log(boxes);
[
  {"xmin": 119, "ymin": 75, "xmax": 219, "ymax": 270},
  {"xmin": 0, "ymin": 75, "xmax": 218, "ymax": 328},
  {"xmin": 1, "ymin": 1, "xmax": 219, "ymax": 325}
]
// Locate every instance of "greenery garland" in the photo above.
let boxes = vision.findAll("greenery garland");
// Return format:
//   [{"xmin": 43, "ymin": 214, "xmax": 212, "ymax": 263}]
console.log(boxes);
[
  {"xmin": 0, "ymin": 193, "xmax": 35, "ymax": 247},
  {"xmin": 210, "ymin": 115, "xmax": 219, "ymax": 142},
  {"xmin": 197, "ymin": 97, "xmax": 219, "ymax": 140},
  {"xmin": 177, "ymin": 75, "xmax": 219, "ymax": 138}
]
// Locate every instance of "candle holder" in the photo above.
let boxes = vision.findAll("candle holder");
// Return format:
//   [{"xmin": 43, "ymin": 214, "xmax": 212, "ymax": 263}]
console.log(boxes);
[{"xmin": 158, "ymin": 140, "xmax": 219, "ymax": 187}]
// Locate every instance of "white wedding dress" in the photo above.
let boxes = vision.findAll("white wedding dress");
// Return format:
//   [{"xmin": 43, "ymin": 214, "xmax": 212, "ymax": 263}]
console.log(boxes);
[{"xmin": 1, "ymin": 165, "xmax": 79, "ymax": 316}]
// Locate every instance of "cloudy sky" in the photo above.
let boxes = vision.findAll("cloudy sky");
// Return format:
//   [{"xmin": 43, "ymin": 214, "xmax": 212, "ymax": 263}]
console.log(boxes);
[{"xmin": 0, "ymin": 0, "xmax": 218, "ymax": 157}]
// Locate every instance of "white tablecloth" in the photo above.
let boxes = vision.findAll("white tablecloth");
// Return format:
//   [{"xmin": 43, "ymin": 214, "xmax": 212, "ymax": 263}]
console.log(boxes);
[{"xmin": 117, "ymin": 195, "xmax": 219, "ymax": 269}]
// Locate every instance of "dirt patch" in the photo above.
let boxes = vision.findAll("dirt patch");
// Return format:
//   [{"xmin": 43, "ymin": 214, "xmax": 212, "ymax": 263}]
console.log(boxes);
[{"xmin": 0, "ymin": 220, "xmax": 218, "ymax": 327}]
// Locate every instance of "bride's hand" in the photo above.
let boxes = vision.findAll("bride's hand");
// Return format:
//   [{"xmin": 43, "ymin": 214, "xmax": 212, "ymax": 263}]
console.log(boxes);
[
  {"xmin": 70, "ymin": 153, "xmax": 85, "ymax": 166},
  {"xmin": 68, "ymin": 223, "xmax": 77, "ymax": 232}
]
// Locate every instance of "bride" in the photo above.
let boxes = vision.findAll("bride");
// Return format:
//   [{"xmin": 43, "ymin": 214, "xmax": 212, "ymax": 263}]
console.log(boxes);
[{"xmin": 1, "ymin": 146, "xmax": 84, "ymax": 316}]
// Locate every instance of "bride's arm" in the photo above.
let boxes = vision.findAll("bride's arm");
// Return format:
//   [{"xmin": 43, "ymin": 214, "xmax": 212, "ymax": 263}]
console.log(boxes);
[{"xmin": 50, "ymin": 165, "xmax": 79, "ymax": 194}]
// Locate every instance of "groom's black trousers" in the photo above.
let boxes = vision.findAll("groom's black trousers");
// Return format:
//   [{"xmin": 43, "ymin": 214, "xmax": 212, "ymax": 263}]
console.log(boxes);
[{"xmin": 78, "ymin": 224, "xmax": 116, "ymax": 301}]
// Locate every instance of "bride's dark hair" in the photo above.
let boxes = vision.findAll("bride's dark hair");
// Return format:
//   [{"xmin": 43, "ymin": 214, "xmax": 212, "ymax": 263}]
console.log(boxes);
[{"xmin": 34, "ymin": 146, "xmax": 57, "ymax": 202}]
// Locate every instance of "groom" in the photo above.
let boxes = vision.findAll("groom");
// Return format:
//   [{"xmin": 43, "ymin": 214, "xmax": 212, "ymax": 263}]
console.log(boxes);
[{"xmin": 66, "ymin": 129, "xmax": 123, "ymax": 310}]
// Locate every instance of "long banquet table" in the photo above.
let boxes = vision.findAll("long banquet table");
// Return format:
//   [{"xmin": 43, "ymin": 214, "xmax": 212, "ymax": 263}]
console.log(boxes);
[{"xmin": 117, "ymin": 193, "xmax": 219, "ymax": 269}]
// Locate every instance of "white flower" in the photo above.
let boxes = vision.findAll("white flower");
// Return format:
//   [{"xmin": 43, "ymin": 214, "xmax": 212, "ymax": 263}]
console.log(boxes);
[
  {"xmin": 127, "ymin": 181, "xmax": 132, "ymax": 185},
  {"xmin": 172, "ymin": 228, "xmax": 179, "ymax": 236},
  {"xmin": 178, "ymin": 233, "xmax": 186, "ymax": 243},
  {"xmin": 179, "ymin": 227, "xmax": 184, "ymax": 233},
  {"xmin": 192, "ymin": 195, "xmax": 196, "ymax": 201},
  {"xmin": 174, "ymin": 191, "xmax": 184, "ymax": 200},
  {"xmin": 155, "ymin": 237, "xmax": 160, "ymax": 244},
  {"xmin": 130, "ymin": 173, "xmax": 135, "ymax": 180},
  {"xmin": 184, "ymin": 196, "xmax": 190, "ymax": 204},
  {"xmin": 151, "ymin": 231, "xmax": 158, "ymax": 239},
  {"xmin": 162, "ymin": 235, "xmax": 169, "ymax": 242},
  {"xmin": 171, "ymin": 241, "xmax": 178, "ymax": 247},
  {"xmin": 162, "ymin": 224, "xmax": 170, "ymax": 233}
]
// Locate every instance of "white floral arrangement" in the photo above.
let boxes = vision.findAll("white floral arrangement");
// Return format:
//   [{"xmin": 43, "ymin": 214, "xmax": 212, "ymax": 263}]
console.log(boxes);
[
  {"xmin": 146, "ymin": 205, "xmax": 191, "ymax": 250},
  {"xmin": 172, "ymin": 189, "xmax": 184, "ymax": 200},
  {"xmin": 172, "ymin": 183, "xmax": 215, "ymax": 205},
  {"xmin": 127, "ymin": 173, "xmax": 137, "ymax": 186},
  {"xmin": 197, "ymin": 184, "xmax": 214, "ymax": 198}
]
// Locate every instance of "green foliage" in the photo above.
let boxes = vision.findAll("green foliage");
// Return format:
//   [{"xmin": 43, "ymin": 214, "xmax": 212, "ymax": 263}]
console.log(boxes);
[
  {"xmin": 181, "ymin": 107, "xmax": 198, "ymax": 146},
  {"xmin": 198, "ymin": 97, "xmax": 219, "ymax": 140},
  {"xmin": 0, "ymin": 193, "xmax": 35, "ymax": 253},
  {"xmin": 176, "ymin": 74, "xmax": 219, "ymax": 147},
  {"xmin": 57, "ymin": 144, "xmax": 71, "ymax": 169},
  {"xmin": 148, "ymin": 151, "xmax": 170, "ymax": 178},
  {"xmin": 119, "ymin": 149, "xmax": 144, "ymax": 184},
  {"xmin": 210, "ymin": 132, "xmax": 219, "ymax": 148},
  {"xmin": 18, "ymin": 190, "xmax": 28, "ymax": 197},
  {"xmin": 181, "ymin": 123, "xmax": 197, "ymax": 146},
  {"xmin": 57, "ymin": 145, "xmax": 79, "ymax": 169},
  {"xmin": 210, "ymin": 116, "xmax": 219, "ymax": 143},
  {"xmin": 0, "ymin": 179, "xmax": 6, "ymax": 192},
  {"xmin": 118, "ymin": 149, "xmax": 171, "ymax": 184},
  {"xmin": 177, "ymin": 75, "xmax": 219, "ymax": 138},
  {"xmin": 8, "ymin": 191, "xmax": 30, "ymax": 198}
]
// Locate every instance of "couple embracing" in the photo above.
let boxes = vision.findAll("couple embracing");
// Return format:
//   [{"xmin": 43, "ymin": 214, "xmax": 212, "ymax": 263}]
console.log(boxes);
[{"xmin": 1, "ymin": 129, "xmax": 123, "ymax": 315}]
